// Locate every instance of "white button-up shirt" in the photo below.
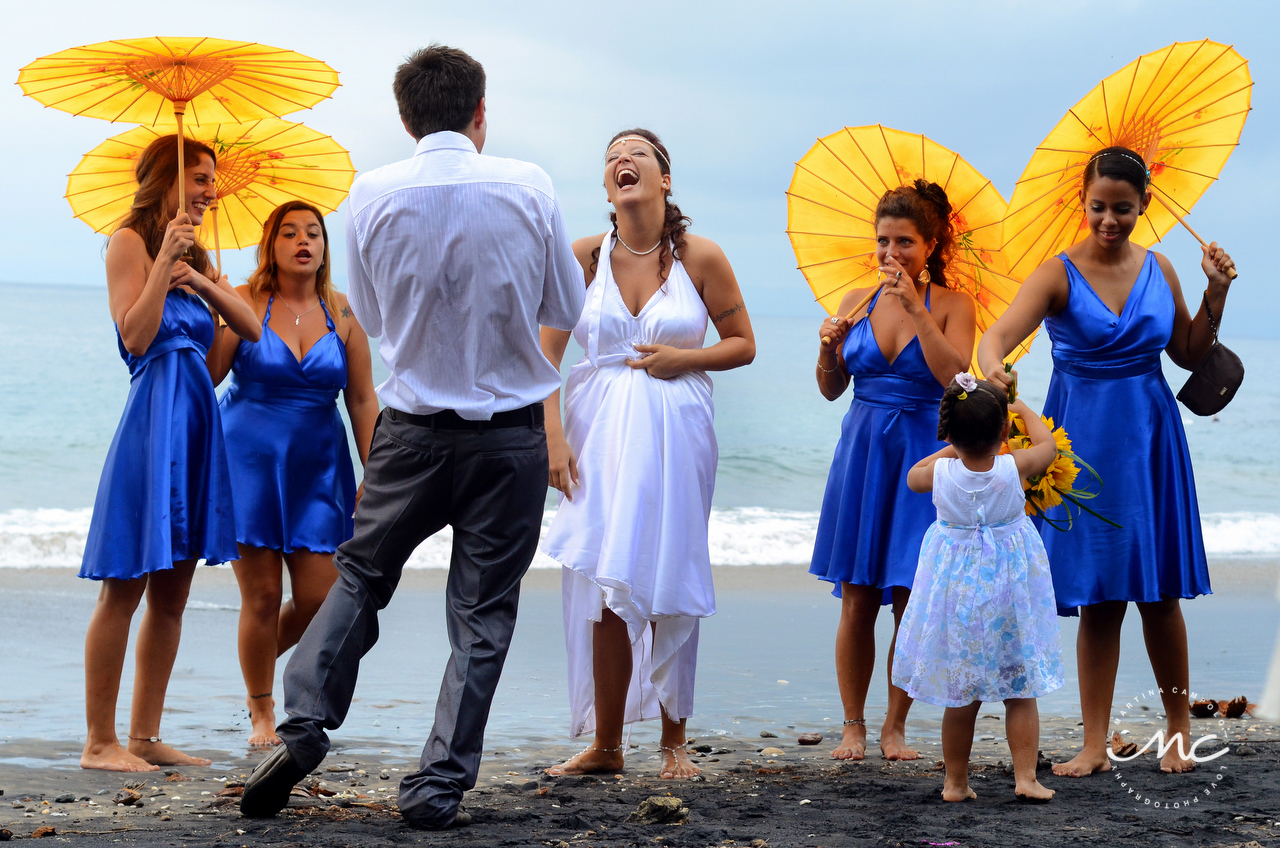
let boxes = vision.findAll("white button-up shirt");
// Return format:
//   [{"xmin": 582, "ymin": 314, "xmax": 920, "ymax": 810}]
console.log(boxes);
[{"xmin": 345, "ymin": 131, "xmax": 584, "ymax": 419}]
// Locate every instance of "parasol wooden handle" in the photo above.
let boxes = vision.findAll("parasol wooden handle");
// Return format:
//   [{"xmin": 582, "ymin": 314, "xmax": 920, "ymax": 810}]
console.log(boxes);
[
  {"xmin": 174, "ymin": 101, "xmax": 187, "ymax": 218},
  {"xmin": 1151, "ymin": 193, "xmax": 1238, "ymax": 280},
  {"xmin": 211, "ymin": 201, "xmax": 222, "ymax": 279},
  {"xmin": 821, "ymin": 285, "xmax": 882, "ymax": 345}
]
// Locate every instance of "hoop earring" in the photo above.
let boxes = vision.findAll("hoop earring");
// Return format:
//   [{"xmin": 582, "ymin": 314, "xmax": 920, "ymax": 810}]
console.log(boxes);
[{"xmin": 918, "ymin": 267, "xmax": 931, "ymax": 285}]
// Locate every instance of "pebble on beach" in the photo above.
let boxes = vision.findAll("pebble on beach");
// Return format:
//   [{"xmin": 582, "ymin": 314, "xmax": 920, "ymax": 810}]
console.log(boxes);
[
  {"xmin": 797, "ymin": 733, "xmax": 823, "ymax": 746},
  {"xmin": 760, "ymin": 747, "xmax": 785, "ymax": 757},
  {"xmin": 759, "ymin": 730, "xmax": 778, "ymax": 738}
]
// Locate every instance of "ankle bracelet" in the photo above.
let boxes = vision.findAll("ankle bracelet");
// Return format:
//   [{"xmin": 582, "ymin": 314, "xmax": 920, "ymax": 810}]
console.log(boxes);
[
  {"xmin": 659, "ymin": 745, "xmax": 688, "ymax": 752},
  {"xmin": 129, "ymin": 735, "xmax": 162, "ymax": 743},
  {"xmin": 843, "ymin": 718, "xmax": 866, "ymax": 727},
  {"xmin": 248, "ymin": 692, "xmax": 272, "ymax": 700}
]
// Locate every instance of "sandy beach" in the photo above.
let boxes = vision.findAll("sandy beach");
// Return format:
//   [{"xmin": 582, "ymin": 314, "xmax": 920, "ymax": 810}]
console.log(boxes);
[{"xmin": 2, "ymin": 560, "xmax": 1278, "ymax": 845}]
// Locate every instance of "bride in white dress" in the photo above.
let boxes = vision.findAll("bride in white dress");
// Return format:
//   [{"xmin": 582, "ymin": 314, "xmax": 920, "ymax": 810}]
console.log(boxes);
[{"xmin": 541, "ymin": 129, "xmax": 755, "ymax": 779}]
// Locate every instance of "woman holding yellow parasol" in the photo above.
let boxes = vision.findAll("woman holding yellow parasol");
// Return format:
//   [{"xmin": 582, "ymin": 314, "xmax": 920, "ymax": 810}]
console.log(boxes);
[
  {"xmin": 978, "ymin": 148, "xmax": 1235, "ymax": 775},
  {"xmin": 78, "ymin": 134, "xmax": 261, "ymax": 772},
  {"xmin": 811, "ymin": 181, "xmax": 975, "ymax": 761}
]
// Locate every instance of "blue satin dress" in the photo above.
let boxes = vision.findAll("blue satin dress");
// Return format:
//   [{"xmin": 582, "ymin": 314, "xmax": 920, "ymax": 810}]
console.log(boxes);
[
  {"xmin": 80, "ymin": 289, "xmax": 238, "ymax": 580},
  {"xmin": 1041, "ymin": 252, "xmax": 1210, "ymax": 615},
  {"xmin": 218, "ymin": 296, "xmax": 356, "ymax": 554},
  {"xmin": 811, "ymin": 285, "xmax": 947, "ymax": 603}
]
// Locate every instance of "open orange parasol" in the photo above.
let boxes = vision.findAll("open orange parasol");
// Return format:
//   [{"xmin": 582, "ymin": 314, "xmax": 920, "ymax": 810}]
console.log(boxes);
[
  {"xmin": 1002, "ymin": 40, "xmax": 1251, "ymax": 279},
  {"xmin": 66, "ymin": 118, "xmax": 355, "ymax": 274},
  {"xmin": 18, "ymin": 37, "xmax": 340, "ymax": 213},
  {"xmin": 787, "ymin": 124, "xmax": 1034, "ymax": 368}
]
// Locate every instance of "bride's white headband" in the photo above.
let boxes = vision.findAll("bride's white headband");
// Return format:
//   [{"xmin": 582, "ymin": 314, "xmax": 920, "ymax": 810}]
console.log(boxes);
[{"xmin": 606, "ymin": 136, "xmax": 670, "ymax": 171}]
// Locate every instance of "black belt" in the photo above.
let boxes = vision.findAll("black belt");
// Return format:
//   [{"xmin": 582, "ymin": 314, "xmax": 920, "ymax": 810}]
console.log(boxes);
[{"xmin": 389, "ymin": 403, "xmax": 544, "ymax": 430}]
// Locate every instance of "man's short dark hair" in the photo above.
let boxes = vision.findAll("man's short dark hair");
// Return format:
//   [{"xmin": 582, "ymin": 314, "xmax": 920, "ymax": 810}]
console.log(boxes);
[{"xmin": 393, "ymin": 45, "xmax": 486, "ymax": 140}]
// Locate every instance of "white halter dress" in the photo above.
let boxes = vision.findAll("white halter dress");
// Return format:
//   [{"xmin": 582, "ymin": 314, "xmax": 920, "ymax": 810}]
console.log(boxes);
[{"xmin": 543, "ymin": 234, "xmax": 718, "ymax": 738}]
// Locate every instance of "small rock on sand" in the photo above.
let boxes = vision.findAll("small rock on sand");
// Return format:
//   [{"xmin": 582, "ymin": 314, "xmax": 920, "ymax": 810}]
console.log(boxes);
[
  {"xmin": 626, "ymin": 795, "xmax": 689, "ymax": 825},
  {"xmin": 797, "ymin": 733, "xmax": 823, "ymax": 746},
  {"xmin": 53, "ymin": 794, "xmax": 75, "ymax": 804},
  {"xmin": 759, "ymin": 731, "xmax": 778, "ymax": 738},
  {"xmin": 760, "ymin": 747, "xmax": 785, "ymax": 757},
  {"xmin": 0, "ymin": 828, "xmax": 11, "ymax": 841}
]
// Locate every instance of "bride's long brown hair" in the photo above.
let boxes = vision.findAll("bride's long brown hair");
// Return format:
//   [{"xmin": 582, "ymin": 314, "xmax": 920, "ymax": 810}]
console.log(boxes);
[
  {"xmin": 116, "ymin": 134, "xmax": 217, "ymax": 278},
  {"xmin": 246, "ymin": 201, "xmax": 338, "ymax": 318}
]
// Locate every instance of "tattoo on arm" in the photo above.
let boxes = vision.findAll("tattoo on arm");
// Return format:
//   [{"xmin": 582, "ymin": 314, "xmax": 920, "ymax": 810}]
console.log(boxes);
[
  {"xmin": 711, "ymin": 302, "xmax": 743, "ymax": 324},
  {"xmin": 341, "ymin": 306, "xmax": 353, "ymax": 319}
]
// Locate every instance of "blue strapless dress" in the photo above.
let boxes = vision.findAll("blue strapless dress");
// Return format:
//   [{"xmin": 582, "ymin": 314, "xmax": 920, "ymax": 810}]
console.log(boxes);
[
  {"xmin": 811, "ymin": 286, "xmax": 947, "ymax": 603},
  {"xmin": 1041, "ymin": 252, "xmax": 1210, "ymax": 615},
  {"xmin": 218, "ymin": 297, "xmax": 356, "ymax": 554},
  {"xmin": 80, "ymin": 289, "xmax": 238, "ymax": 580}
]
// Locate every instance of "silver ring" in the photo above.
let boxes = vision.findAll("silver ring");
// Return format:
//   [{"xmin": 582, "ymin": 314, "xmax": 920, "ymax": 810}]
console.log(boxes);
[
  {"xmin": 830, "ymin": 317, "xmax": 839, "ymax": 324},
  {"xmin": 895, "ymin": 270, "xmax": 902, "ymax": 279}
]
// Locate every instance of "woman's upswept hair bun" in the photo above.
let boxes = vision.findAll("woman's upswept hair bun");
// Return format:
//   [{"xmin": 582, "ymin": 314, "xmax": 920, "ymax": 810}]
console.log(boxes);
[{"xmin": 875, "ymin": 178, "xmax": 954, "ymax": 288}]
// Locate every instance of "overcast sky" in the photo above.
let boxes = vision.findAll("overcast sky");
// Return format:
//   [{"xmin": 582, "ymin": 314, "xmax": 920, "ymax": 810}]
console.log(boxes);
[{"xmin": 4, "ymin": 0, "xmax": 1276, "ymax": 336}]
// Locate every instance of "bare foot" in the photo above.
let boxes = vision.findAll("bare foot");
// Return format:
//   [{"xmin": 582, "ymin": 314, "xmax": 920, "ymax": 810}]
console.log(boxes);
[
  {"xmin": 1052, "ymin": 749, "xmax": 1111, "ymax": 777},
  {"xmin": 1160, "ymin": 747, "xmax": 1197, "ymax": 774},
  {"xmin": 127, "ymin": 738, "xmax": 212, "ymax": 767},
  {"xmin": 879, "ymin": 729, "xmax": 919, "ymax": 761},
  {"xmin": 831, "ymin": 723, "xmax": 867, "ymax": 760},
  {"xmin": 81, "ymin": 741, "xmax": 160, "ymax": 772},
  {"xmin": 1015, "ymin": 778, "xmax": 1055, "ymax": 802},
  {"xmin": 246, "ymin": 696, "xmax": 281, "ymax": 748},
  {"xmin": 659, "ymin": 746, "xmax": 701, "ymax": 780},
  {"xmin": 941, "ymin": 782, "xmax": 977, "ymax": 802},
  {"xmin": 545, "ymin": 746, "xmax": 626, "ymax": 776}
]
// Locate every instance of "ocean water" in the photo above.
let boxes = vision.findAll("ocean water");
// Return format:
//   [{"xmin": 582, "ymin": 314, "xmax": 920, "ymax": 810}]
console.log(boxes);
[{"xmin": 2, "ymin": 280, "xmax": 1278, "ymax": 568}]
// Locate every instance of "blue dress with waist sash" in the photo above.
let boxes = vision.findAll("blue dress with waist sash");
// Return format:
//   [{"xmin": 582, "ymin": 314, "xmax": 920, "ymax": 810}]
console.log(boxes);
[
  {"xmin": 218, "ymin": 296, "xmax": 356, "ymax": 554},
  {"xmin": 80, "ymin": 289, "xmax": 238, "ymax": 580},
  {"xmin": 1041, "ymin": 252, "xmax": 1210, "ymax": 615},
  {"xmin": 811, "ymin": 285, "xmax": 947, "ymax": 603}
]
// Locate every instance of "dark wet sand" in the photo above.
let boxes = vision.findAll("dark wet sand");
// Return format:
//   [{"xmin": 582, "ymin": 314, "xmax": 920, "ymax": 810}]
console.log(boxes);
[
  {"xmin": 3, "ymin": 729, "xmax": 1280, "ymax": 847},
  {"xmin": 2, "ymin": 562, "xmax": 1278, "ymax": 845}
]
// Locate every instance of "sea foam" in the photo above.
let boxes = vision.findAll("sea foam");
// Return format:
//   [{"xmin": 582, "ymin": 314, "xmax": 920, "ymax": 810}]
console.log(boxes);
[{"xmin": 3, "ymin": 507, "xmax": 1279, "ymax": 569}]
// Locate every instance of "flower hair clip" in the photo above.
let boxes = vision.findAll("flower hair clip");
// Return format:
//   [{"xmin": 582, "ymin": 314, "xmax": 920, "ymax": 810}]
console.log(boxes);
[{"xmin": 954, "ymin": 372, "xmax": 977, "ymax": 400}]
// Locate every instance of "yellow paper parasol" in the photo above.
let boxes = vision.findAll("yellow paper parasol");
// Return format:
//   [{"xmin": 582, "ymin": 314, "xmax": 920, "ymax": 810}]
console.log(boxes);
[
  {"xmin": 787, "ymin": 124, "xmax": 1033, "ymax": 366},
  {"xmin": 66, "ymin": 118, "xmax": 355, "ymax": 273},
  {"xmin": 18, "ymin": 37, "xmax": 341, "ymax": 212},
  {"xmin": 1002, "ymin": 39, "xmax": 1251, "ymax": 279}
]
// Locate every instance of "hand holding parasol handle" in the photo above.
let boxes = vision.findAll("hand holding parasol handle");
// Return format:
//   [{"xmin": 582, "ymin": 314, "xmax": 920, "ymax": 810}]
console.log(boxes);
[
  {"xmin": 1150, "ymin": 193, "xmax": 1238, "ymax": 280},
  {"xmin": 821, "ymin": 285, "xmax": 883, "ymax": 345}
]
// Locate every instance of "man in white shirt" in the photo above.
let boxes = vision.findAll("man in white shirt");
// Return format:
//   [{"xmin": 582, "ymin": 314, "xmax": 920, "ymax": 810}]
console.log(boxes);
[{"xmin": 242, "ymin": 44, "xmax": 584, "ymax": 829}]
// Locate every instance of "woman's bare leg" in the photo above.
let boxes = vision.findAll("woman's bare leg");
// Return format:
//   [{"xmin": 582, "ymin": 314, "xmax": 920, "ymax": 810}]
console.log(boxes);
[
  {"xmin": 546, "ymin": 608, "xmax": 631, "ymax": 775},
  {"xmin": 832, "ymin": 583, "xmax": 880, "ymax": 760},
  {"xmin": 231, "ymin": 546, "xmax": 284, "ymax": 747},
  {"xmin": 81, "ymin": 577, "xmax": 156, "ymax": 772},
  {"xmin": 881, "ymin": 586, "xmax": 918, "ymax": 760},
  {"xmin": 1054, "ymin": 600, "xmax": 1126, "ymax": 777},
  {"xmin": 659, "ymin": 707, "xmax": 699, "ymax": 779},
  {"xmin": 941, "ymin": 701, "xmax": 980, "ymax": 801},
  {"xmin": 1137, "ymin": 598, "xmax": 1196, "ymax": 773},
  {"xmin": 277, "ymin": 549, "xmax": 339, "ymax": 653},
  {"xmin": 1006, "ymin": 698, "xmax": 1053, "ymax": 800},
  {"xmin": 126, "ymin": 560, "xmax": 211, "ymax": 766}
]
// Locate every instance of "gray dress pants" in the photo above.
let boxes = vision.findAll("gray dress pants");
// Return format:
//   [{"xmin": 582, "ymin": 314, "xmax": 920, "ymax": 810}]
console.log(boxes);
[{"xmin": 278, "ymin": 406, "xmax": 548, "ymax": 827}]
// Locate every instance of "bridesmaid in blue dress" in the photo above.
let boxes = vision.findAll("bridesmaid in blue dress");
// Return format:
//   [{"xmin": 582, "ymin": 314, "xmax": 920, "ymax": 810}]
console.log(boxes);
[
  {"xmin": 210, "ymin": 201, "xmax": 379, "ymax": 748},
  {"xmin": 979, "ymin": 147, "xmax": 1236, "ymax": 776},
  {"xmin": 80, "ymin": 135, "xmax": 262, "ymax": 772},
  {"xmin": 813, "ymin": 180, "xmax": 976, "ymax": 762}
]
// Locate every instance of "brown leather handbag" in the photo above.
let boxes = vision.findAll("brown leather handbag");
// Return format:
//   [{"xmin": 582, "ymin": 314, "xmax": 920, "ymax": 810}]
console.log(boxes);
[{"xmin": 1176, "ymin": 295, "xmax": 1243, "ymax": 416}]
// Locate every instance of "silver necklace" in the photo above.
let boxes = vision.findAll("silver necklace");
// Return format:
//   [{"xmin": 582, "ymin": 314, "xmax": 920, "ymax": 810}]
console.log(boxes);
[
  {"xmin": 279, "ymin": 297, "xmax": 320, "ymax": 326},
  {"xmin": 616, "ymin": 232, "xmax": 662, "ymax": 256}
]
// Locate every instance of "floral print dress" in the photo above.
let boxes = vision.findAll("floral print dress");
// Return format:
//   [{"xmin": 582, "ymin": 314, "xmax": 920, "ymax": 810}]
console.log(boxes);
[{"xmin": 892, "ymin": 455, "xmax": 1063, "ymax": 707}]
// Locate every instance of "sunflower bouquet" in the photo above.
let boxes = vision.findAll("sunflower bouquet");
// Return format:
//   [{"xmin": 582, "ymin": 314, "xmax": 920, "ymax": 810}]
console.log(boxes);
[{"xmin": 1000, "ymin": 364, "xmax": 1121, "ymax": 531}]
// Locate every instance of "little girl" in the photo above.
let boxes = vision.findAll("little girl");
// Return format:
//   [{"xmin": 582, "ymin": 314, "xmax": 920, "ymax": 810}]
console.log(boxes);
[{"xmin": 892, "ymin": 373, "xmax": 1063, "ymax": 802}]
